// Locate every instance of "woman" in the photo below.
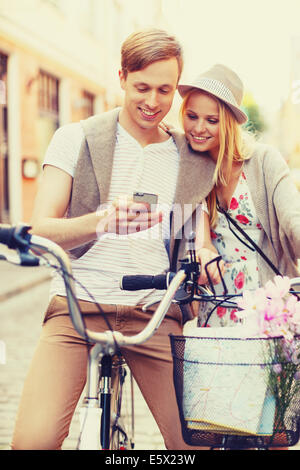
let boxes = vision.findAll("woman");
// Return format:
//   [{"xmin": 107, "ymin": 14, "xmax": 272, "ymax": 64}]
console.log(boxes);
[{"xmin": 178, "ymin": 64, "xmax": 300, "ymax": 327}]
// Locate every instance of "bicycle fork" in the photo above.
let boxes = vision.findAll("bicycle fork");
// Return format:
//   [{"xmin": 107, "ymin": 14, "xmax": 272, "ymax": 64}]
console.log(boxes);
[
  {"xmin": 79, "ymin": 344, "xmax": 130, "ymax": 450},
  {"xmin": 100, "ymin": 355, "xmax": 112, "ymax": 449},
  {"xmin": 78, "ymin": 343, "xmax": 110, "ymax": 450}
]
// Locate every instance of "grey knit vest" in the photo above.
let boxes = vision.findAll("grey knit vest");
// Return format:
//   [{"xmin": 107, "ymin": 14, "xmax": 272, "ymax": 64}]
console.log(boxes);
[{"xmin": 67, "ymin": 107, "xmax": 215, "ymax": 269}]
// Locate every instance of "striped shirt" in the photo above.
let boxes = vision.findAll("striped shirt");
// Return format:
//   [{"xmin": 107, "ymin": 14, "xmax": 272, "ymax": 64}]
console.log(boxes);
[{"xmin": 43, "ymin": 122, "xmax": 180, "ymax": 306}]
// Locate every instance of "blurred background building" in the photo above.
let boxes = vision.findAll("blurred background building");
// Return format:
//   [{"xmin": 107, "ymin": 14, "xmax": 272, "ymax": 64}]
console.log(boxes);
[
  {"xmin": 272, "ymin": 36, "xmax": 300, "ymax": 189},
  {"xmin": 0, "ymin": 0, "xmax": 300, "ymax": 224},
  {"xmin": 0, "ymin": 0, "xmax": 163, "ymax": 223}
]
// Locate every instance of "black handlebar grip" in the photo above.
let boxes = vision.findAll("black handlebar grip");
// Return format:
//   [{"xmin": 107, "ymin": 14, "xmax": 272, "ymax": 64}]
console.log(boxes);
[
  {"xmin": 0, "ymin": 225, "xmax": 16, "ymax": 248},
  {"xmin": 0, "ymin": 224, "xmax": 32, "ymax": 250},
  {"xmin": 120, "ymin": 273, "xmax": 175, "ymax": 291}
]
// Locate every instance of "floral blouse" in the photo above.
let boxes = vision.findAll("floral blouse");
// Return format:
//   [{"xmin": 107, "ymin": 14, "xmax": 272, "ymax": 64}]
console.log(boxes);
[{"xmin": 199, "ymin": 171, "xmax": 263, "ymax": 327}]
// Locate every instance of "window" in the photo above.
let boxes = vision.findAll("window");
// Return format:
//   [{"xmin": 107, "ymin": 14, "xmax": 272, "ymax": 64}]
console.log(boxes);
[
  {"xmin": 38, "ymin": 70, "xmax": 59, "ymax": 116},
  {"xmin": 82, "ymin": 90, "xmax": 94, "ymax": 118},
  {"xmin": 37, "ymin": 70, "xmax": 59, "ymax": 167}
]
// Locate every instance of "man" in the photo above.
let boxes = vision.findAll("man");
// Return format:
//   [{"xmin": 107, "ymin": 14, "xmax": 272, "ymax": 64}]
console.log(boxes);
[{"xmin": 12, "ymin": 29, "xmax": 217, "ymax": 450}]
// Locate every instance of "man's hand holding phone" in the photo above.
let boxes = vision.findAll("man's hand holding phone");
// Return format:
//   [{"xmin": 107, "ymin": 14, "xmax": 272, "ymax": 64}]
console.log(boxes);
[
  {"xmin": 96, "ymin": 194, "xmax": 161, "ymax": 237},
  {"xmin": 132, "ymin": 192, "xmax": 158, "ymax": 208}
]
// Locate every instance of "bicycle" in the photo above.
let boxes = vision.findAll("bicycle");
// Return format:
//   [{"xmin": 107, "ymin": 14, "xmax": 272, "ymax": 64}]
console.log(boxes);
[
  {"xmin": 0, "ymin": 223, "xmax": 199, "ymax": 450},
  {"xmin": 2, "ymin": 223, "xmax": 300, "ymax": 450}
]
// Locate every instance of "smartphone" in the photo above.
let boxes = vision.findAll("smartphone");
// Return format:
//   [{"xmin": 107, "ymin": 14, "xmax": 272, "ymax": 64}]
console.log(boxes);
[{"xmin": 133, "ymin": 192, "xmax": 158, "ymax": 208}]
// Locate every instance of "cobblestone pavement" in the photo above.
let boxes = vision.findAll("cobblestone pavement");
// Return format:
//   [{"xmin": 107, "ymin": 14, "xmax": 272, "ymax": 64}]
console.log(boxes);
[{"xmin": 0, "ymin": 280, "xmax": 165, "ymax": 450}]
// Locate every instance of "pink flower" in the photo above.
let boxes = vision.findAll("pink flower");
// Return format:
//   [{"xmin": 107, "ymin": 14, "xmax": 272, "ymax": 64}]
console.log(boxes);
[
  {"xmin": 237, "ymin": 288, "xmax": 269, "ymax": 334},
  {"xmin": 263, "ymin": 298, "xmax": 284, "ymax": 323},
  {"xmin": 236, "ymin": 214, "xmax": 249, "ymax": 224},
  {"xmin": 237, "ymin": 290, "xmax": 254, "ymax": 312},
  {"xmin": 288, "ymin": 300, "xmax": 300, "ymax": 334},
  {"xmin": 272, "ymin": 364, "xmax": 282, "ymax": 374},
  {"xmin": 237, "ymin": 276, "xmax": 300, "ymax": 341},
  {"xmin": 265, "ymin": 276, "xmax": 291, "ymax": 299},
  {"xmin": 230, "ymin": 198, "xmax": 239, "ymax": 210},
  {"xmin": 230, "ymin": 309, "xmax": 238, "ymax": 322},
  {"xmin": 234, "ymin": 271, "xmax": 245, "ymax": 290},
  {"xmin": 284, "ymin": 295, "xmax": 298, "ymax": 319},
  {"xmin": 217, "ymin": 306, "xmax": 227, "ymax": 318},
  {"xmin": 294, "ymin": 371, "xmax": 300, "ymax": 380}
]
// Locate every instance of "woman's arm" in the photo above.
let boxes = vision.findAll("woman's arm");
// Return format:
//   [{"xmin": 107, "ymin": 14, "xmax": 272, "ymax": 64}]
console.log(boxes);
[
  {"xmin": 195, "ymin": 207, "xmax": 225, "ymax": 285},
  {"xmin": 273, "ymin": 173, "xmax": 300, "ymax": 258},
  {"xmin": 264, "ymin": 147, "xmax": 300, "ymax": 258}
]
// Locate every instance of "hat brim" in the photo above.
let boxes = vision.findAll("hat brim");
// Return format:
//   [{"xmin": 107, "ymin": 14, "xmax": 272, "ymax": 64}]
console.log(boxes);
[{"xmin": 178, "ymin": 84, "xmax": 248, "ymax": 125}]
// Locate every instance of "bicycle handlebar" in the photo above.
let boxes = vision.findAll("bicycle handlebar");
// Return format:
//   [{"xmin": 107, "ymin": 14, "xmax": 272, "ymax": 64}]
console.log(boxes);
[
  {"xmin": 2, "ymin": 224, "xmax": 300, "ymax": 351},
  {"xmin": 120, "ymin": 272, "xmax": 176, "ymax": 291},
  {"xmin": 0, "ymin": 224, "xmax": 189, "ymax": 351},
  {"xmin": 0, "ymin": 225, "xmax": 15, "ymax": 247},
  {"xmin": 0, "ymin": 224, "xmax": 32, "ymax": 251}
]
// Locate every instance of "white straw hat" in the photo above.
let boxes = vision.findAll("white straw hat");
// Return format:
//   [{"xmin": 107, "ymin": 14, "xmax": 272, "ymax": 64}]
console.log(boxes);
[{"xmin": 178, "ymin": 64, "xmax": 248, "ymax": 124}]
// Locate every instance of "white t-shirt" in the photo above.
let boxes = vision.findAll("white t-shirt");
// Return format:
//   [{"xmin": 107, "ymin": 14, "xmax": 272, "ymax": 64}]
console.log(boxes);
[{"xmin": 44, "ymin": 122, "xmax": 183, "ymax": 306}]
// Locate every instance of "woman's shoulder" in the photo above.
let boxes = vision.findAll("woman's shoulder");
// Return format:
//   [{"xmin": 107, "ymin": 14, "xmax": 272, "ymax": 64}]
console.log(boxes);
[
  {"xmin": 245, "ymin": 141, "xmax": 291, "ymax": 194},
  {"xmin": 247, "ymin": 141, "xmax": 286, "ymax": 167}
]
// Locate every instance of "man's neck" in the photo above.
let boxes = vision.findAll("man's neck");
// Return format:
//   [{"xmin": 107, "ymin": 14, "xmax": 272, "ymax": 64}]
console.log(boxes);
[{"xmin": 118, "ymin": 108, "xmax": 169, "ymax": 148}]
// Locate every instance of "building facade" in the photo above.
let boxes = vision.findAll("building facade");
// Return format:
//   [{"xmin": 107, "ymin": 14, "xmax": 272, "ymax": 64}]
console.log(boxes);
[
  {"xmin": 272, "ymin": 38, "xmax": 300, "ymax": 161},
  {"xmin": 0, "ymin": 0, "xmax": 114, "ymax": 223},
  {"xmin": 0, "ymin": 0, "xmax": 171, "ymax": 223}
]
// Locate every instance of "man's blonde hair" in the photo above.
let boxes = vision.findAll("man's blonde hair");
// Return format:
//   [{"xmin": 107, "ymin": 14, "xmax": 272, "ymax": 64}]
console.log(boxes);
[
  {"xmin": 121, "ymin": 28, "xmax": 183, "ymax": 81},
  {"xmin": 180, "ymin": 89, "xmax": 255, "ymax": 227}
]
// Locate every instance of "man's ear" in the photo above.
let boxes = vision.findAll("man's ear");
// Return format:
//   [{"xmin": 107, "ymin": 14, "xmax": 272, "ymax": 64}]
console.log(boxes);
[{"xmin": 119, "ymin": 69, "xmax": 126, "ymax": 90}]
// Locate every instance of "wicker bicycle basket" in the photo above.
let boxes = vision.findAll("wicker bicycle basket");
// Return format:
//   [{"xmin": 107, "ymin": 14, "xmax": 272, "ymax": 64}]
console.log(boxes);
[{"xmin": 170, "ymin": 334, "xmax": 300, "ymax": 449}]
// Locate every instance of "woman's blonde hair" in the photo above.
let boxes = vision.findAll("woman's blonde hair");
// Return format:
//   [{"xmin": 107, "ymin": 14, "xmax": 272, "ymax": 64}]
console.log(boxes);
[{"xmin": 180, "ymin": 89, "xmax": 255, "ymax": 227}]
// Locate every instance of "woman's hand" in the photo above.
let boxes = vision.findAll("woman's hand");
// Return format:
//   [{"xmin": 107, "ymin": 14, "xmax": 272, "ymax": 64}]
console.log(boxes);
[
  {"xmin": 159, "ymin": 121, "xmax": 172, "ymax": 133},
  {"xmin": 196, "ymin": 247, "xmax": 226, "ymax": 285}
]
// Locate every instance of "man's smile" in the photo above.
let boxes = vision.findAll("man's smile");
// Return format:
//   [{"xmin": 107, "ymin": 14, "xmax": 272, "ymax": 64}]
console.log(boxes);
[{"xmin": 139, "ymin": 107, "xmax": 161, "ymax": 120}]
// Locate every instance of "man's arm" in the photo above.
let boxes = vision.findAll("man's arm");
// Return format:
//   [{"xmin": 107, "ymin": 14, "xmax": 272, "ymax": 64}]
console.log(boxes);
[
  {"xmin": 30, "ymin": 165, "xmax": 102, "ymax": 250},
  {"xmin": 30, "ymin": 165, "xmax": 163, "ymax": 250}
]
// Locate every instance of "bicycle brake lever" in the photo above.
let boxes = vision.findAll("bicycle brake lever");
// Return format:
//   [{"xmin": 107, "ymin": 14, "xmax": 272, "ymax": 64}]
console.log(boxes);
[
  {"xmin": 205, "ymin": 255, "xmax": 228, "ymax": 295},
  {"xmin": 1, "ymin": 249, "xmax": 42, "ymax": 266}
]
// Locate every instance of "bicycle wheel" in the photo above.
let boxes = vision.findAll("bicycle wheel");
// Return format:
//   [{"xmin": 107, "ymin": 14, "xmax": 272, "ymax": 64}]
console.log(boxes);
[{"xmin": 109, "ymin": 355, "xmax": 135, "ymax": 450}]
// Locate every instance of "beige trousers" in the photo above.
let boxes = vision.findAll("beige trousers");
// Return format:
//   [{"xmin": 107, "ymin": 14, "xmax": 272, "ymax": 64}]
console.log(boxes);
[{"xmin": 11, "ymin": 295, "xmax": 197, "ymax": 450}]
